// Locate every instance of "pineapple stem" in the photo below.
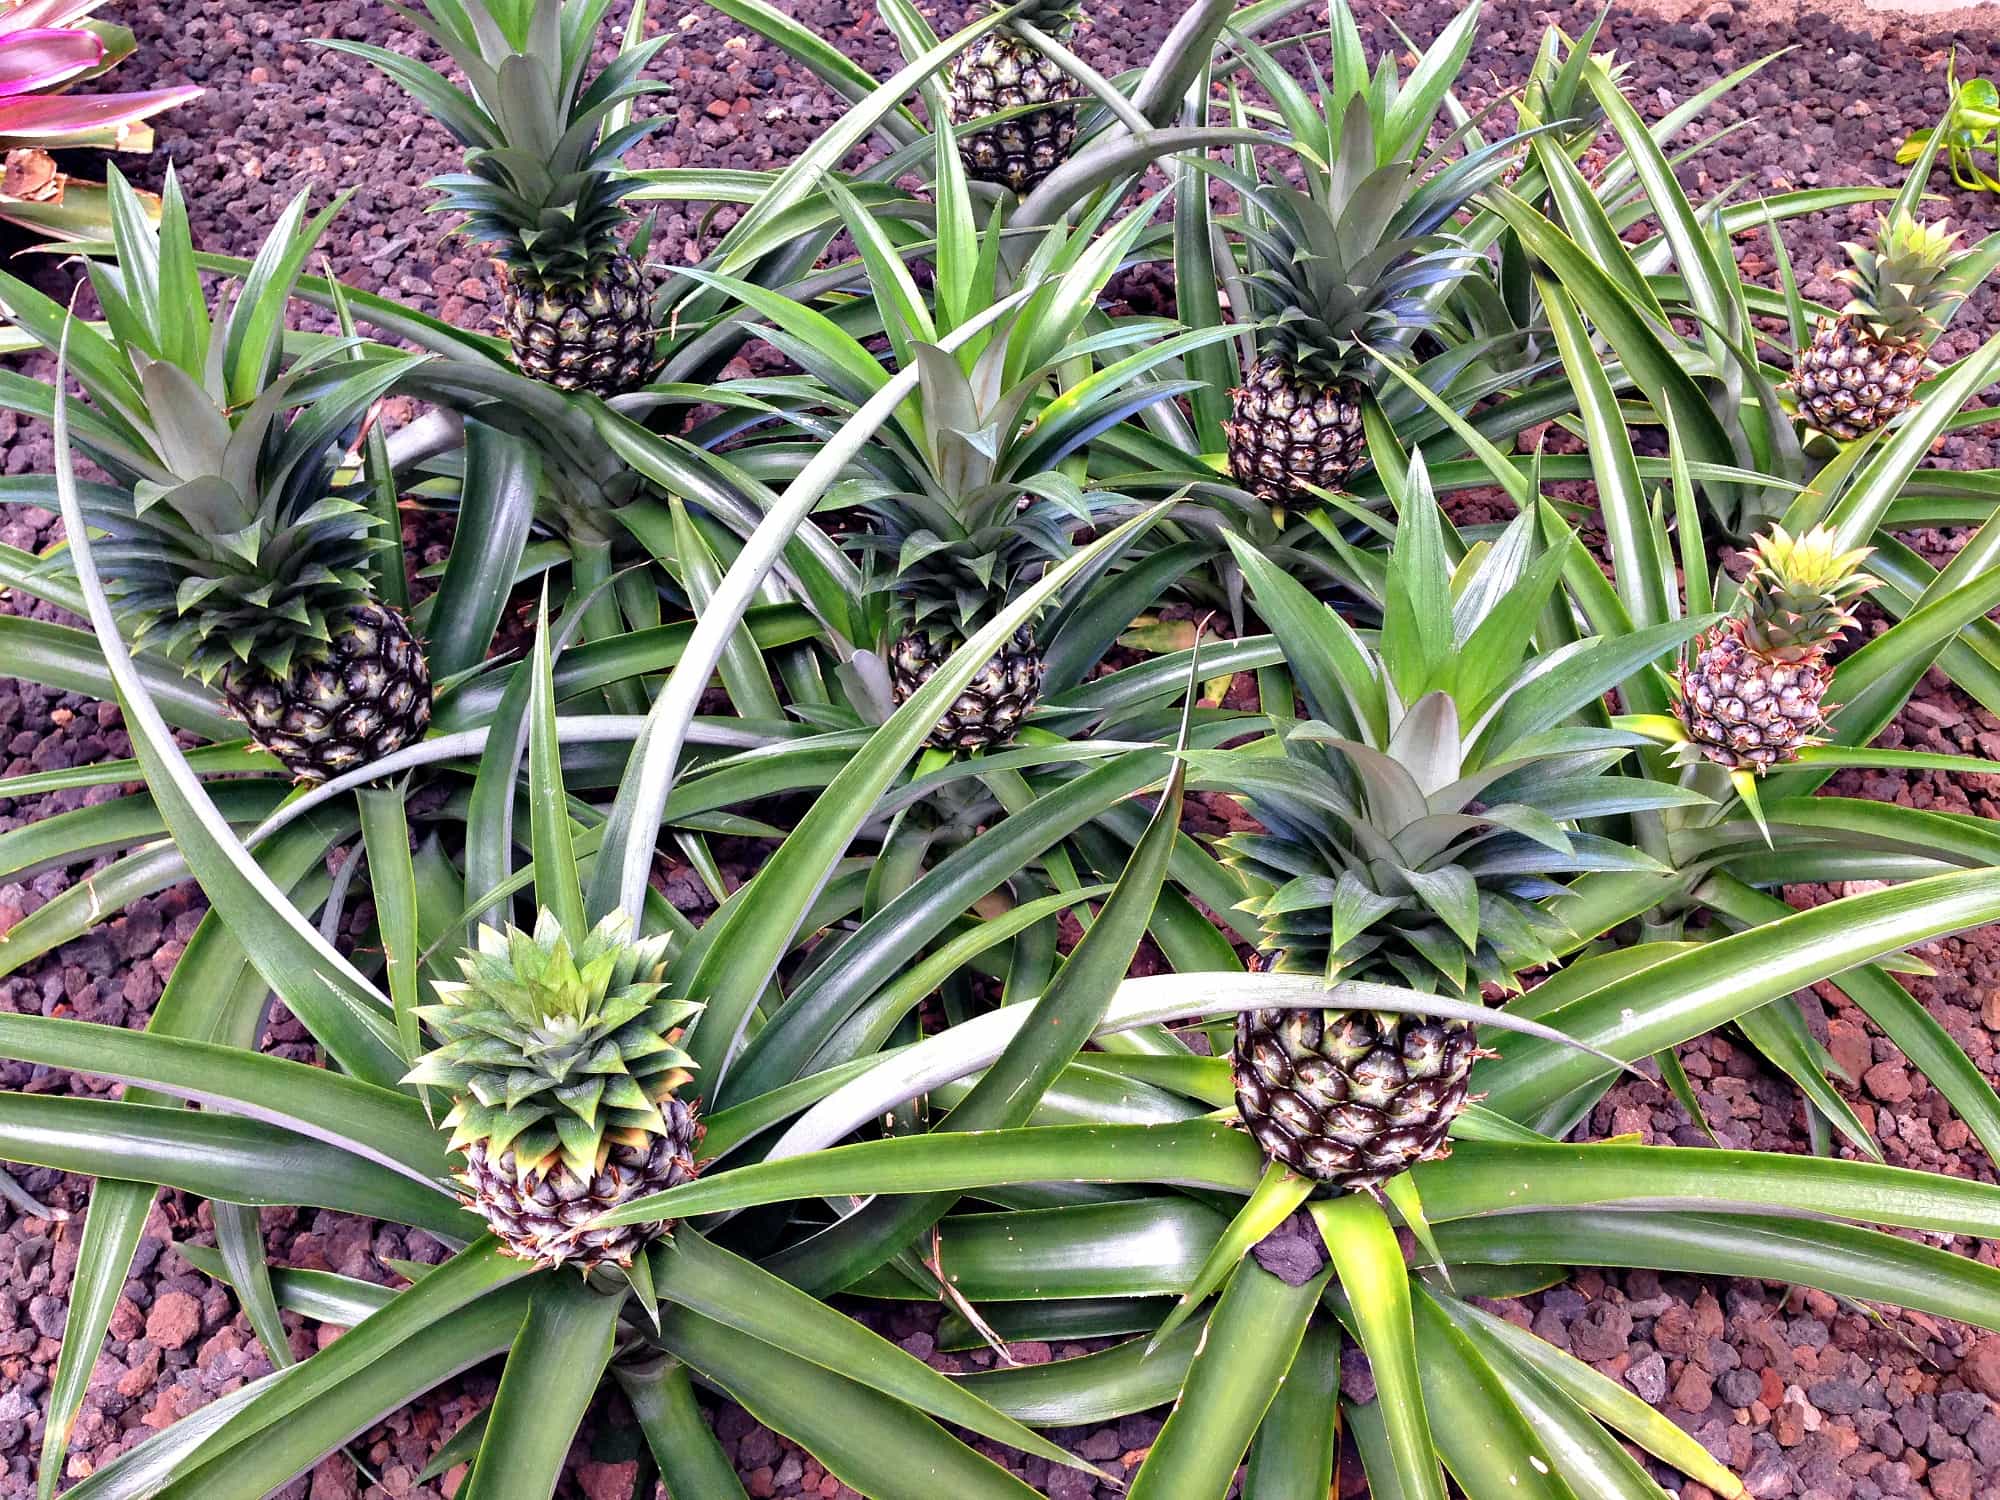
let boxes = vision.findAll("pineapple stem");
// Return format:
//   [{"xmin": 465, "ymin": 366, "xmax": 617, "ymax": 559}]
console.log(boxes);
[{"xmin": 569, "ymin": 534, "xmax": 646, "ymax": 718}]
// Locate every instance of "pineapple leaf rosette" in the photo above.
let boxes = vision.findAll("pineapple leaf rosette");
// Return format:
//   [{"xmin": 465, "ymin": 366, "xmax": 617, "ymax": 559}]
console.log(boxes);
[
  {"xmin": 827, "ymin": 193, "xmax": 1211, "ymax": 752},
  {"xmin": 1193, "ymin": 469, "xmax": 1707, "ymax": 1191},
  {"xmin": 0, "ymin": 168, "xmax": 433, "ymax": 783},
  {"xmin": 332, "ymin": 0, "xmax": 669, "ymax": 396},
  {"xmin": 1219, "ymin": 28, "xmax": 1521, "ymax": 512},
  {"xmin": 408, "ymin": 909, "xmax": 703, "ymax": 1271}
]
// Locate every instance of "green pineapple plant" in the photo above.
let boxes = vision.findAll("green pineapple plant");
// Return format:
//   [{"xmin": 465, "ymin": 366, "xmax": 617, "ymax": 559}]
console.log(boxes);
[
  {"xmin": 0, "ymin": 169, "xmax": 431, "ymax": 782},
  {"xmin": 769, "ymin": 175, "xmax": 1221, "ymax": 751},
  {"xmin": 1205, "ymin": 476, "xmax": 1702, "ymax": 1189},
  {"xmin": 946, "ymin": 0, "xmax": 1083, "ymax": 194},
  {"xmin": 1221, "ymin": 7, "xmax": 1509, "ymax": 512},
  {"xmin": 410, "ymin": 908, "xmax": 703, "ymax": 1271},
  {"xmin": 333, "ymin": 0, "xmax": 669, "ymax": 396}
]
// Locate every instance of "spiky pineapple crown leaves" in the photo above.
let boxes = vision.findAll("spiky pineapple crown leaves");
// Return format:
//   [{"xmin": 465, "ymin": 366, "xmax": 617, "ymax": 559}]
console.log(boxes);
[
  {"xmin": 841, "ymin": 338, "xmax": 1071, "ymax": 645},
  {"xmin": 335, "ymin": 0, "xmax": 668, "ymax": 288},
  {"xmin": 1839, "ymin": 210, "xmax": 1962, "ymax": 346},
  {"xmin": 1193, "ymin": 467, "xmax": 1695, "ymax": 993},
  {"xmin": 407, "ymin": 908, "xmax": 702, "ymax": 1184},
  {"xmin": 1734, "ymin": 523, "xmax": 1878, "ymax": 661},
  {"xmin": 26, "ymin": 168, "xmax": 416, "ymax": 685},
  {"xmin": 1226, "ymin": 36, "xmax": 1517, "ymax": 383},
  {"xmin": 842, "ymin": 203, "xmax": 1188, "ymax": 647}
]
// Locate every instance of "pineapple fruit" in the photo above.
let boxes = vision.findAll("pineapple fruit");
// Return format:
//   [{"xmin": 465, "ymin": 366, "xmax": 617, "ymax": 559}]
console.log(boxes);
[
  {"xmin": 947, "ymin": 0, "xmax": 1083, "ymax": 194},
  {"xmin": 1676, "ymin": 525, "xmax": 1877, "ymax": 772},
  {"xmin": 340, "ymin": 0, "xmax": 667, "ymax": 397},
  {"xmin": 1794, "ymin": 212, "xmax": 1960, "ymax": 441},
  {"xmin": 1225, "ymin": 95, "xmax": 1504, "ymax": 511},
  {"xmin": 409, "ymin": 910, "xmax": 703, "ymax": 1271},
  {"xmin": 216, "ymin": 599, "xmax": 431, "ymax": 785},
  {"xmin": 1234, "ymin": 958, "xmax": 1482, "ymax": 1191},
  {"xmin": 1210, "ymin": 494, "xmax": 1675, "ymax": 1192},
  {"xmin": 15, "ymin": 170, "xmax": 432, "ymax": 783},
  {"xmin": 890, "ymin": 623, "xmax": 1045, "ymax": 752}
]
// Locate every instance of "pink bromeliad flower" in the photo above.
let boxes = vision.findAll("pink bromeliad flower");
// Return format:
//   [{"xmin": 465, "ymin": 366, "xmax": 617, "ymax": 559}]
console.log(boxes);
[{"xmin": 0, "ymin": 1, "xmax": 200, "ymax": 236}]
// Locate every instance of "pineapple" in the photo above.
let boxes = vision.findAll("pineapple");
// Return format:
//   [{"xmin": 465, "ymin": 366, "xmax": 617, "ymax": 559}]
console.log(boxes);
[
  {"xmin": 408, "ymin": 909, "xmax": 703, "ymax": 1271},
  {"xmin": 1675, "ymin": 525, "xmax": 1877, "ymax": 772},
  {"xmin": 839, "ymin": 203, "xmax": 1166, "ymax": 753},
  {"xmin": 1207, "ymin": 490, "xmax": 1679, "ymax": 1192},
  {"xmin": 1794, "ymin": 212, "xmax": 1960, "ymax": 442},
  {"xmin": 212, "ymin": 600, "xmax": 431, "ymax": 786},
  {"xmin": 8, "ymin": 169, "xmax": 432, "ymax": 783},
  {"xmin": 338, "ymin": 0, "xmax": 668, "ymax": 397},
  {"xmin": 890, "ymin": 621, "xmax": 1045, "ymax": 752},
  {"xmin": 867, "ymin": 465, "xmax": 1062, "ymax": 751},
  {"xmin": 947, "ymin": 0, "xmax": 1083, "ymax": 195},
  {"xmin": 1226, "ymin": 94, "xmax": 1507, "ymax": 511}
]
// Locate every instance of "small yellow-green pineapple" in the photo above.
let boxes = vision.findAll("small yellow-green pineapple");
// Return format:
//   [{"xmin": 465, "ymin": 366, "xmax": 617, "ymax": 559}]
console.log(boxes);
[
  {"xmin": 1795, "ymin": 212, "xmax": 1960, "ymax": 441},
  {"xmin": 1676, "ymin": 525, "xmax": 1878, "ymax": 771}
]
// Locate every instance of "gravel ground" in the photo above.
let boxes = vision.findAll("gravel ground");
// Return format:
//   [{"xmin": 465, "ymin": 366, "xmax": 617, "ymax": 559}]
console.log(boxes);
[{"xmin": 3, "ymin": 1, "xmax": 2000, "ymax": 1496}]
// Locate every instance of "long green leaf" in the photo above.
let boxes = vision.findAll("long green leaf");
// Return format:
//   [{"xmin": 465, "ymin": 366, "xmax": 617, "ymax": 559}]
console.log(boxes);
[
  {"xmin": 51, "ymin": 357, "xmax": 406, "ymax": 1085},
  {"xmin": 1480, "ymin": 868, "xmax": 2000, "ymax": 1113},
  {"xmin": 1313, "ymin": 1195, "xmax": 1445, "ymax": 1500},
  {"xmin": 464, "ymin": 1278, "xmax": 622, "ymax": 1500},
  {"xmin": 1128, "ymin": 1263, "xmax": 1327, "ymax": 1500},
  {"xmin": 1436, "ymin": 1209, "xmax": 2000, "ymax": 1331},
  {"xmin": 657, "ymin": 1305, "xmax": 1044, "ymax": 1500},
  {"xmin": 655, "ymin": 1229, "xmax": 1099, "ymax": 1476},
  {"xmin": 427, "ymin": 420, "xmax": 538, "ymax": 680}
]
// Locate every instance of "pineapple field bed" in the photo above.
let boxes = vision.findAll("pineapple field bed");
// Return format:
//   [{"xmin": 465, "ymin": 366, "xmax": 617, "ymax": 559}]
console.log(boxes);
[{"xmin": 0, "ymin": 0, "xmax": 1999, "ymax": 1498}]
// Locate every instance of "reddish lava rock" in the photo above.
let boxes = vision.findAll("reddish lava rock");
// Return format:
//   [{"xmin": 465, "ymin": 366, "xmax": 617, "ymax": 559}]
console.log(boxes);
[{"xmin": 141, "ymin": 1294, "xmax": 199, "ymax": 1352}]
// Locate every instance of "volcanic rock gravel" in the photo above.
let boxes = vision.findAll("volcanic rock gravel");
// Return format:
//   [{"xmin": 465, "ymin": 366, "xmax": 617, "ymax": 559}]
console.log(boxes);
[{"xmin": 3, "ymin": 0, "xmax": 2000, "ymax": 1496}]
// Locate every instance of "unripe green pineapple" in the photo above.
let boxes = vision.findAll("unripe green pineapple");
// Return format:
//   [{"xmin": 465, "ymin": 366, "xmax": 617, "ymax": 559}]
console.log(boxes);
[
  {"xmin": 890, "ymin": 623, "xmax": 1044, "ymax": 752},
  {"xmin": 947, "ymin": 0, "xmax": 1083, "ymax": 194},
  {"xmin": 1676, "ymin": 525, "xmax": 1877, "ymax": 771},
  {"xmin": 1210, "ymin": 499, "xmax": 1671, "ymax": 1193},
  {"xmin": 220, "ymin": 601, "xmax": 431, "ymax": 784},
  {"xmin": 1795, "ymin": 212, "xmax": 1960, "ymax": 441},
  {"xmin": 1224, "ymin": 89, "xmax": 1508, "ymax": 513},
  {"xmin": 407, "ymin": 910, "xmax": 704, "ymax": 1272},
  {"xmin": 1234, "ymin": 954, "xmax": 1482, "ymax": 1192},
  {"xmin": 337, "ymin": 1, "xmax": 668, "ymax": 397}
]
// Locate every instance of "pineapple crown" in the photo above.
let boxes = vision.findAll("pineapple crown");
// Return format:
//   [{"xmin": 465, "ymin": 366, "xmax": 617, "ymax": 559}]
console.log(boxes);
[
  {"xmin": 1233, "ymin": 93, "xmax": 1514, "ymax": 384},
  {"xmin": 990, "ymin": 0, "xmax": 1080, "ymax": 36},
  {"xmin": 1, "ymin": 168, "xmax": 421, "ymax": 687},
  {"xmin": 1194, "ymin": 462, "xmax": 1698, "ymax": 994},
  {"xmin": 1839, "ymin": 211, "xmax": 1962, "ymax": 346},
  {"xmin": 840, "ymin": 204, "xmax": 1173, "ymax": 646},
  {"xmin": 851, "ymin": 490, "xmax": 1085, "ymax": 645},
  {"xmin": 407, "ymin": 908, "xmax": 702, "ymax": 1184},
  {"xmin": 1733, "ymin": 524, "xmax": 1878, "ymax": 661},
  {"xmin": 339, "ymin": 0, "xmax": 669, "ymax": 287}
]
